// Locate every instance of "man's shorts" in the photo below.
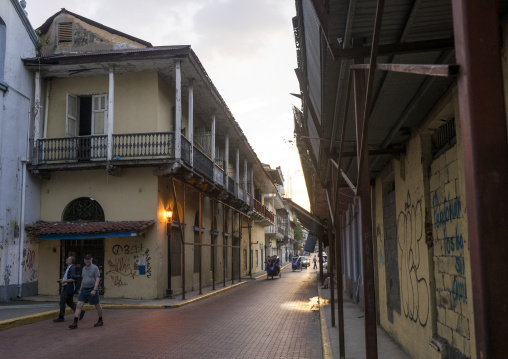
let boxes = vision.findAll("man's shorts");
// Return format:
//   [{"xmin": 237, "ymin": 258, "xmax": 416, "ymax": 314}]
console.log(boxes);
[{"xmin": 78, "ymin": 288, "xmax": 100, "ymax": 305}]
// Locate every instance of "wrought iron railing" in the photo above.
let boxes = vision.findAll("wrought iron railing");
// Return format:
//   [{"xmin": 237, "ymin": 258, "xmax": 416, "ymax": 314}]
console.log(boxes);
[
  {"xmin": 214, "ymin": 165, "xmax": 224, "ymax": 186},
  {"xmin": 193, "ymin": 147, "xmax": 213, "ymax": 180},
  {"xmin": 113, "ymin": 132, "xmax": 174, "ymax": 158},
  {"xmin": 181, "ymin": 136, "xmax": 191, "ymax": 165},
  {"xmin": 38, "ymin": 135, "xmax": 108, "ymax": 162},
  {"xmin": 228, "ymin": 176, "xmax": 235, "ymax": 194},
  {"xmin": 253, "ymin": 198, "xmax": 274, "ymax": 222}
]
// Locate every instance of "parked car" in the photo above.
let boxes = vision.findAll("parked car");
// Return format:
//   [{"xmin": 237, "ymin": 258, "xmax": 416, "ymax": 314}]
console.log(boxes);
[{"xmin": 301, "ymin": 256, "xmax": 310, "ymax": 268}]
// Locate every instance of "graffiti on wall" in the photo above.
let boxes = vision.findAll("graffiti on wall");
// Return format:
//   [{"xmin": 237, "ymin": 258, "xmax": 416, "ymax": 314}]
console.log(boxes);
[
  {"xmin": 22, "ymin": 247, "xmax": 38, "ymax": 282},
  {"xmin": 432, "ymin": 192, "xmax": 467, "ymax": 307},
  {"xmin": 397, "ymin": 191, "xmax": 430, "ymax": 327},
  {"xmin": 106, "ymin": 257, "xmax": 137, "ymax": 279}
]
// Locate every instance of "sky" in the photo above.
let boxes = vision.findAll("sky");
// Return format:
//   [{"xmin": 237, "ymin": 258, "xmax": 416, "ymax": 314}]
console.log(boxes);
[{"xmin": 23, "ymin": 0, "xmax": 310, "ymax": 211}]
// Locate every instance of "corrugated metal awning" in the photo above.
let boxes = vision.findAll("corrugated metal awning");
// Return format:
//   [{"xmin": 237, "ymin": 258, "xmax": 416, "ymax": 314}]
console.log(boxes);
[{"xmin": 25, "ymin": 220, "xmax": 155, "ymax": 240}]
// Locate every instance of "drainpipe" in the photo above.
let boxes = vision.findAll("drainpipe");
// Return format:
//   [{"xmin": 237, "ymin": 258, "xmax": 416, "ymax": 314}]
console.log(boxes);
[
  {"xmin": 43, "ymin": 79, "xmax": 50, "ymax": 138},
  {"xmin": 9, "ymin": 84, "xmax": 33, "ymax": 298},
  {"xmin": 17, "ymin": 160, "xmax": 27, "ymax": 298},
  {"xmin": 107, "ymin": 66, "xmax": 114, "ymax": 161}
]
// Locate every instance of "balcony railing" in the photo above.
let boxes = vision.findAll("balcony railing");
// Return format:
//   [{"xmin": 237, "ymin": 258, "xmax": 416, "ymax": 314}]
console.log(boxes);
[
  {"xmin": 214, "ymin": 165, "xmax": 224, "ymax": 186},
  {"xmin": 38, "ymin": 135, "xmax": 108, "ymax": 162},
  {"xmin": 193, "ymin": 146, "xmax": 213, "ymax": 179},
  {"xmin": 181, "ymin": 136, "xmax": 191, "ymax": 164},
  {"xmin": 253, "ymin": 198, "xmax": 274, "ymax": 222},
  {"xmin": 113, "ymin": 132, "xmax": 174, "ymax": 158},
  {"xmin": 37, "ymin": 132, "xmax": 174, "ymax": 163}
]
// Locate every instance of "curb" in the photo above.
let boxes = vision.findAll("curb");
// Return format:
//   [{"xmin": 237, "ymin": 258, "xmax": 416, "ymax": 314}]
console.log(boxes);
[{"xmin": 317, "ymin": 274, "xmax": 333, "ymax": 359}]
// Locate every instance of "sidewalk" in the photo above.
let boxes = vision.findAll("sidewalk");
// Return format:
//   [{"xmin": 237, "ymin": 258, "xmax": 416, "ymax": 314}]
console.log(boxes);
[{"xmin": 317, "ymin": 274, "xmax": 410, "ymax": 359}]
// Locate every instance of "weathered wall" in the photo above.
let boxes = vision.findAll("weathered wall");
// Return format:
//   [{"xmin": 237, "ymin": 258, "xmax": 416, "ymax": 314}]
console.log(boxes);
[
  {"xmin": 431, "ymin": 97, "xmax": 473, "ymax": 358},
  {"xmin": 0, "ymin": 0, "xmax": 39, "ymax": 301},
  {"xmin": 38, "ymin": 167, "xmax": 158, "ymax": 298},
  {"xmin": 375, "ymin": 136, "xmax": 436, "ymax": 358},
  {"xmin": 39, "ymin": 12, "xmax": 147, "ymax": 57}
]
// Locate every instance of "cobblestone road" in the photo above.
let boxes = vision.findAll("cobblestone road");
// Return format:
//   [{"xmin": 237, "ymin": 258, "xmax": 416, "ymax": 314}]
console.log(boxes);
[{"xmin": 0, "ymin": 266, "xmax": 322, "ymax": 359}]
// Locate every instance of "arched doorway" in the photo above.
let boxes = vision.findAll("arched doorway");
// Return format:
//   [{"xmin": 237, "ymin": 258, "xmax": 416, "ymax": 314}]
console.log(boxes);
[{"xmin": 60, "ymin": 197, "xmax": 105, "ymax": 294}]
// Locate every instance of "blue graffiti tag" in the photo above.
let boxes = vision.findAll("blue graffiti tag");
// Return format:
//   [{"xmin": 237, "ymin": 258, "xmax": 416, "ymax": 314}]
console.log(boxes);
[{"xmin": 432, "ymin": 193, "xmax": 461, "ymax": 229}]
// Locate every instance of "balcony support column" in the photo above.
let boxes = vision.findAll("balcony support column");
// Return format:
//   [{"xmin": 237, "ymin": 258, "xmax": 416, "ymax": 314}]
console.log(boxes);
[
  {"xmin": 188, "ymin": 79, "xmax": 194, "ymax": 166},
  {"xmin": 33, "ymin": 71, "xmax": 41, "ymax": 164},
  {"xmin": 243, "ymin": 159, "xmax": 248, "ymax": 200},
  {"xmin": 235, "ymin": 148, "xmax": 240, "ymax": 196},
  {"xmin": 211, "ymin": 115, "xmax": 216, "ymax": 163},
  {"xmin": 225, "ymin": 133, "xmax": 229, "ymax": 190},
  {"xmin": 175, "ymin": 61, "xmax": 182, "ymax": 159},
  {"xmin": 107, "ymin": 66, "xmax": 115, "ymax": 161},
  {"xmin": 250, "ymin": 168, "xmax": 254, "ymax": 207}
]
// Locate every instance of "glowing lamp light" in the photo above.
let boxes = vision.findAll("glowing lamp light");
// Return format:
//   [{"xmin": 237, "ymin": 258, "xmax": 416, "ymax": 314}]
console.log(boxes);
[{"xmin": 165, "ymin": 210, "xmax": 173, "ymax": 222}]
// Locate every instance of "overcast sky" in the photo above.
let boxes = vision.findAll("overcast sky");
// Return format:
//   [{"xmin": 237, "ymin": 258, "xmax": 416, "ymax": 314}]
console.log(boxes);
[{"xmin": 23, "ymin": 0, "xmax": 310, "ymax": 211}]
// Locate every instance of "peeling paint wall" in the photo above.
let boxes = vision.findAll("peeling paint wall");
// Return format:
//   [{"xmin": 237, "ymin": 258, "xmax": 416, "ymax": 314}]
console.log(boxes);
[
  {"xmin": 39, "ymin": 12, "xmax": 147, "ymax": 56},
  {"xmin": 0, "ymin": 1, "xmax": 40, "ymax": 301}
]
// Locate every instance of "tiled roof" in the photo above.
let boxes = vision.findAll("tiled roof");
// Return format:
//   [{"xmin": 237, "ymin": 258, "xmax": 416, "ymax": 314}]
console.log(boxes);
[{"xmin": 26, "ymin": 220, "xmax": 155, "ymax": 237}]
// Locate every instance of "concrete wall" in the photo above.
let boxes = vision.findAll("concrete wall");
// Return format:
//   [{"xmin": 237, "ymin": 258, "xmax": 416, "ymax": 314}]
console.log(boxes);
[
  {"xmin": 371, "ymin": 87, "xmax": 478, "ymax": 358},
  {"xmin": 0, "ymin": 0, "xmax": 39, "ymax": 301}
]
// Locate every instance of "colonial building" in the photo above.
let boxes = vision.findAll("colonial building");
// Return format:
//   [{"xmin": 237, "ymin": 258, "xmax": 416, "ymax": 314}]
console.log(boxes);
[
  {"xmin": 0, "ymin": 0, "xmax": 40, "ymax": 301},
  {"xmin": 293, "ymin": 1, "xmax": 508, "ymax": 358},
  {"xmin": 21, "ymin": 9, "xmax": 283, "ymax": 300}
]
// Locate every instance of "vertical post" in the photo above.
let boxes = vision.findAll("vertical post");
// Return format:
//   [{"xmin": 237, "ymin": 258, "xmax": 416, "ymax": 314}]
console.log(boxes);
[
  {"xmin": 33, "ymin": 71, "xmax": 41, "ymax": 164},
  {"xmin": 334, "ymin": 168, "xmax": 346, "ymax": 358},
  {"xmin": 451, "ymin": 1, "xmax": 508, "ymax": 357},
  {"xmin": 243, "ymin": 160, "xmax": 248, "ymax": 200},
  {"xmin": 353, "ymin": 65, "xmax": 378, "ymax": 359},
  {"xmin": 231, "ymin": 209, "xmax": 234, "ymax": 284},
  {"xmin": 250, "ymin": 168, "xmax": 254, "ymax": 207},
  {"xmin": 182, "ymin": 184, "xmax": 186, "ymax": 299},
  {"xmin": 43, "ymin": 79, "xmax": 50, "ymax": 138},
  {"xmin": 166, "ymin": 220, "xmax": 172, "ymax": 297},
  {"xmin": 199, "ymin": 192, "xmax": 202, "ymax": 295},
  {"xmin": 248, "ymin": 218, "xmax": 252, "ymax": 277},
  {"xmin": 225, "ymin": 133, "xmax": 229, "ymax": 190},
  {"xmin": 211, "ymin": 115, "xmax": 216, "ymax": 163},
  {"xmin": 235, "ymin": 148, "xmax": 240, "ymax": 197},
  {"xmin": 223, "ymin": 205, "xmax": 227, "ymax": 287},
  {"xmin": 318, "ymin": 234, "xmax": 324, "ymax": 283},
  {"xmin": 188, "ymin": 79, "xmax": 194, "ymax": 167},
  {"xmin": 212, "ymin": 200, "xmax": 216, "ymax": 290},
  {"xmin": 328, "ymin": 220, "xmax": 336, "ymax": 328},
  {"xmin": 107, "ymin": 66, "xmax": 114, "ymax": 160},
  {"xmin": 239, "ymin": 215, "xmax": 242, "ymax": 282},
  {"xmin": 174, "ymin": 61, "xmax": 182, "ymax": 159}
]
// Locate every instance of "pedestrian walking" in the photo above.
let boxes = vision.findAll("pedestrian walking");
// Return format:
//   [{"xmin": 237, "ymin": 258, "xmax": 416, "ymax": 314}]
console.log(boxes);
[
  {"xmin": 313, "ymin": 256, "xmax": 317, "ymax": 269},
  {"xmin": 69, "ymin": 254, "xmax": 103, "ymax": 329},
  {"xmin": 53, "ymin": 256, "xmax": 85, "ymax": 322}
]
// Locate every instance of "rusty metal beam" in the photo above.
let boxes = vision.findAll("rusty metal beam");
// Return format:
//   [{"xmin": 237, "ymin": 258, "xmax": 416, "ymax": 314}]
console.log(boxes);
[
  {"xmin": 351, "ymin": 63, "xmax": 459, "ymax": 77},
  {"xmin": 332, "ymin": 166, "xmax": 346, "ymax": 358},
  {"xmin": 199, "ymin": 192, "xmax": 202, "ymax": 294},
  {"xmin": 357, "ymin": 0, "xmax": 385, "ymax": 196},
  {"xmin": 451, "ymin": 0, "xmax": 508, "ymax": 358},
  {"xmin": 295, "ymin": 68, "xmax": 326, "ymax": 141},
  {"xmin": 336, "ymin": 37, "xmax": 454, "ymax": 59},
  {"xmin": 353, "ymin": 59, "xmax": 378, "ymax": 359},
  {"xmin": 339, "ymin": 147, "xmax": 406, "ymax": 157}
]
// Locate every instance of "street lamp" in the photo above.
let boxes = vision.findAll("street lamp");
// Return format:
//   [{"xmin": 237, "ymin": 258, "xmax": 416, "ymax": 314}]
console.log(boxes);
[{"xmin": 166, "ymin": 209, "xmax": 173, "ymax": 298}]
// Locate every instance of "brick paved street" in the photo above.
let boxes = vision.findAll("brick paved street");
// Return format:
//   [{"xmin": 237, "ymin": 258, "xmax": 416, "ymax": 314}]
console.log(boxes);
[{"xmin": 0, "ymin": 267, "xmax": 322, "ymax": 359}]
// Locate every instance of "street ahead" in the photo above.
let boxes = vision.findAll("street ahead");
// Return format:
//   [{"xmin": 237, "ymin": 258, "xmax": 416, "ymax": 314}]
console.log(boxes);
[{"xmin": 0, "ymin": 265, "xmax": 322, "ymax": 359}]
